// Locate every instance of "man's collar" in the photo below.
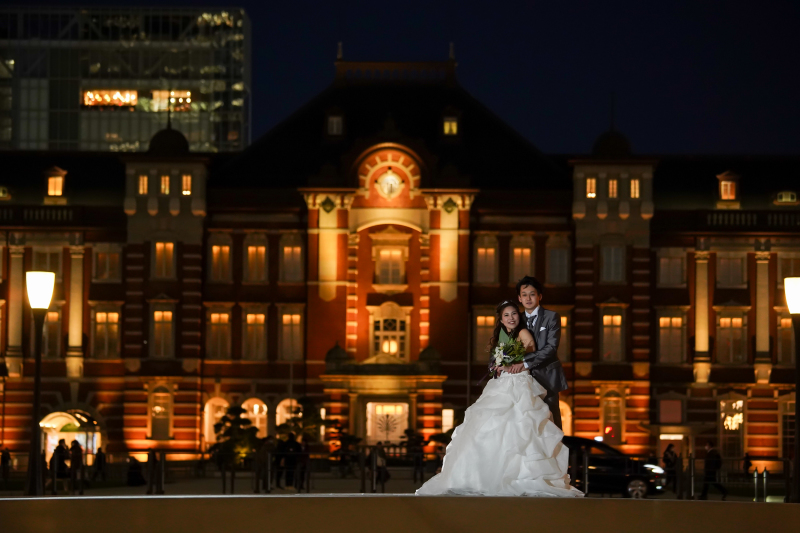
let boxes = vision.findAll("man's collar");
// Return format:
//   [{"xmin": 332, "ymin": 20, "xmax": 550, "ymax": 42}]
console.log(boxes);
[{"xmin": 525, "ymin": 305, "xmax": 540, "ymax": 317}]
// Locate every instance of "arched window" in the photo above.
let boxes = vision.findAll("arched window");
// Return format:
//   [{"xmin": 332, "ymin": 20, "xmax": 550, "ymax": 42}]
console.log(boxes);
[
  {"xmin": 242, "ymin": 398, "xmax": 268, "ymax": 438},
  {"xmin": 276, "ymin": 398, "xmax": 301, "ymax": 427},
  {"xmin": 204, "ymin": 397, "xmax": 229, "ymax": 445},
  {"xmin": 559, "ymin": 401, "xmax": 573, "ymax": 437},
  {"xmin": 368, "ymin": 302, "xmax": 410, "ymax": 360},
  {"xmin": 601, "ymin": 391, "xmax": 624, "ymax": 446}
]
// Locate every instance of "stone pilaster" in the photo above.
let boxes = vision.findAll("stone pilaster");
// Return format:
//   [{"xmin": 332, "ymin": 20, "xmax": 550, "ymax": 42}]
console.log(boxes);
[
  {"xmin": 66, "ymin": 245, "xmax": 85, "ymax": 378},
  {"xmin": 6, "ymin": 244, "xmax": 25, "ymax": 377},
  {"xmin": 693, "ymin": 251, "xmax": 711, "ymax": 383},
  {"xmin": 754, "ymin": 251, "xmax": 772, "ymax": 384}
]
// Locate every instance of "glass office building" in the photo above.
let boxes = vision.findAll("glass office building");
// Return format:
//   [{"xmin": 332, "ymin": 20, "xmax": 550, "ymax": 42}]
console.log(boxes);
[{"xmin": 0, "ymin": 6, "xmax": 250, "ymax": 152}]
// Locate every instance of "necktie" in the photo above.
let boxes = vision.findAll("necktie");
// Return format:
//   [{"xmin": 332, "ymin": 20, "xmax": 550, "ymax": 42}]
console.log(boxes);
[{"xmin": 528, "ymin": 314, "xmax": 536, "ymax": 331}]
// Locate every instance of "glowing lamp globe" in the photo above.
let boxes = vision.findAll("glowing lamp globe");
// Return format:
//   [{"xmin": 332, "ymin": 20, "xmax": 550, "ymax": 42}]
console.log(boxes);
[
  {"xmin": 785, "ymin": 278, "xmax": 800, "ymax": 315},
  {"xmin": 26, "ymin": 271, "xmax": 55, "ymax": 310}
]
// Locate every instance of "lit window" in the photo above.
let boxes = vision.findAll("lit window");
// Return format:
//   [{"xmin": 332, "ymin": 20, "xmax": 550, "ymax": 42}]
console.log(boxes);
[
  {"xmin": 720, "ymin": 180, "xmax": 736, "ymax": 200},
  {"xmin": 182, "ymin": 174, "xmax": 192, "ymax": 196},
  {"xmin": 560, "ymin": 315, "xmax": 570, "ymax": 362},
  {"xmin": 138, "ymin": 175, "xmax": 148, "ymax": 195},
  {"xmin": 443, "ymin": 117, "xmax": 458, "ymax": 135},
  {"xmin": 154, "ymin": 242, "xmax": 174, "ymax": 278},
  {"xmin": 150, "ymin": 387, "xmax": 171, "ymax": 440},
  {"xmin": 48, "ymin": 176, "xmax": 63, "ymax": 196},
  {"xmin": 327, "ymin": 115, "xmax": 343, "ymax": 135},
  {"xmin": 476, "ymin": 246, "xmax": 497, "ymax": 283},
  {"xmin": 720, "ymin": 400, "xmax": 744, "ymax": 458},
  {"xmin": 244, "ymin": 313, "xmax": 267, "ymax": 360},
  {"xmin": 778, "ymin": 316, "xmax": 795, "ymax": 365},
  {"xmin": 160, "ymin": 175, "xmax": 170, "ymax": 195},
  {"xmin": 151, "ymin": 90, "xmax": 191, "ymax": 112},
  {"xmin": 94, "ymin": 311, "xmax": 119, "ymax": 359},
  {"xmin": 602, "ymin": 312, "xmax": 623, "ymax": 362},
  {"xmin": 586, "ymin": 178, "xmax": 597, "ymax": 198},
  {"xmin": 211, "ymin": 245, "xmax": 231, "ymax": 282},
  {"xmin": 376, "ymin": 248, "xmax": 404, "ymax": 285},
  {"xmin": 242, "ymin": 399, "xmax": 268, "ymax": 438},
  {"xmin": 276, "ymin": 398, "xmax": 301, "ymax": 427},
  {"xmin": 280, "ymin": 235, "xmax": 304, "ymax": 282},
  {"xmin": 442, "ymin": 408, "xmax": 455, "ymax": 433},
  {"xmin": 246, "ymin": 245, "xmax": 267, "ymax": 282},
  {"xmin": 207, "ymin": 312, "xmax": 231, "ymax": 359},
  {"xmin": 204, "ymin": 398, "xmax": 229, "ymax": 445},
  {"xmin": 83, "ymin": 90, "xmax": 138, "ymax": 107},
  {"xmin": 511, "ymin": 247, "xmax": 532, "ymax": 283},
  {"xmin": 777, "ymin": 191, "xmax": 797, "ymax": 204},
  {"xmin": 281, "ymin": 313, "xmax": 303, "ymax": 360},
  {"xmin": 601, "ymin": 245, "xmax": 625, "ymax": 283},
  {"xmin": 608, "ymin": 179, "xmax": 618, "ymax": 199},
  {"xmin": 659, "ymin": 314, "xmax": 685, "ymax": 363},
  {"xmin": 630, "ymin": 179, "xmax": 640, "ymax": 199},
  {"xmin": 153, "ymin": 310, "xmax": 173, "ymax": 358},
  {"xmin": 474, "ymin": 314, "xmax": 495, "ymax": 361},
  {"xmin": 717, "ymin": 315, "xmax": 746, "ymax": 364}
]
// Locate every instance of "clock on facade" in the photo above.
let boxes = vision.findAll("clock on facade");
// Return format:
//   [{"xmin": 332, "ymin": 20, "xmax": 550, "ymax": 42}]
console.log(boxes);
[{"xmin": 376, "ymin": 167, "xmax": 404, "ymax": 199}]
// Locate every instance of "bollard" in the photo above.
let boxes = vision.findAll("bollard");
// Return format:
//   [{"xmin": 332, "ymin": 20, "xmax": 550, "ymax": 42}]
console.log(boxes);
[
  {"xmin": 754, "ymin": 468, "xmax": 759, "ymax": 502},
  {"xmin": 763, "ymin": 468, "xmax": 769, "ymax": 502},
  {"xmin": 582, "ymin": 451, "xmax": 589, "ymax": 494},
  {"xmin": 689, "ymin": 453, "xmax": 695, "ymax": 500},
  {"xmin": 676, "ymin": 454, "xmax": 683, "ymax": 499},
  {"xmin": 371, "ymin": 448, "xmax": 377, "ymax": 493},
  {"xmin": 266, "ymin": 452, "xmax": 272, "ymax": 494},
  {"xmin": 157, "ymin": 451, "xmax": 165, "ymax": 495}
]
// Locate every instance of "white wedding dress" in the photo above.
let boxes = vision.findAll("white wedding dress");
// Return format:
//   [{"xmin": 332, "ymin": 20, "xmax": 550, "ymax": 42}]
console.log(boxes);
[{"xmin": 416, "ymin": 372, "xmax": 583, "ymax": 497}]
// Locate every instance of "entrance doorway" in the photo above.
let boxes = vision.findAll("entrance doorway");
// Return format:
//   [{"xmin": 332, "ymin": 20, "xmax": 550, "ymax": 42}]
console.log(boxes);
[
  {"xmin": 40, "ymin": 410, "xmax": 102, "ymax": 464},
  {"xmin": 365, "ymin": 402, "xmax": 409, "ymax": 445}
]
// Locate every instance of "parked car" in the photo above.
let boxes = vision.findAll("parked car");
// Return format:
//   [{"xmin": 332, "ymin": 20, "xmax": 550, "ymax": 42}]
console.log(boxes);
[{"xmin": 563, "ymin": 436, "xmax": 665, "ymax": 498}]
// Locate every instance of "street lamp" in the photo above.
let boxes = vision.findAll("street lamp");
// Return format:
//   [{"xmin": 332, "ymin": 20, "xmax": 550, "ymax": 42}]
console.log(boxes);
[
  {"xmin": 24, "ymin": 271, "xmax": 55, "ymax": 496},
  {"xmin": 783, "ymin": 277, "xmax": 800, "ymax": 503}
]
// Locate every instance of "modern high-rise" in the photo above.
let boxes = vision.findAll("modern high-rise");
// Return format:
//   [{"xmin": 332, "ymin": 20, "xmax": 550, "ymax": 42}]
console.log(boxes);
[{"xmin": 0, "ymin": 6, "xmax": 250, "ymax": 152}]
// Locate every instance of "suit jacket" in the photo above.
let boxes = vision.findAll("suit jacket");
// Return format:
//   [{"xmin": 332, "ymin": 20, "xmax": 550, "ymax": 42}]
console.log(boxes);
[{"xmin": 523, "ymin": 307, "xmax": 568, "ymax": 393}]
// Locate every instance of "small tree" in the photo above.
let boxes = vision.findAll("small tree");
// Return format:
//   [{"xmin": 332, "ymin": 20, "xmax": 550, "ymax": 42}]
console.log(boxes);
[
  {"xmin": 275, "ymin": 396, "xmax": 328, "ymax": 442},
  {"xmin": 208, "ymin": 405, "xmax": 260, "ymax": 469}
]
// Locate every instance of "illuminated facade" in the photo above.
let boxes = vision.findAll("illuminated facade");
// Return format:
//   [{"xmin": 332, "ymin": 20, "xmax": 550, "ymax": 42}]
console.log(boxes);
[
  {"xmin": 0, "ymin": 6, "xmax": 250, "ymax": 152},
  {"xmin": 0, "ymin": 59, "xmax": 796, "ymax": 464}
]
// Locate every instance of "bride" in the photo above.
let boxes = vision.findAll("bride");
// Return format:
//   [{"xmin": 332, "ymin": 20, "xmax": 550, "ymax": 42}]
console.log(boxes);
[{"xmin": 416, "ymin": 300, "xmax": 583, "ymax": 497}]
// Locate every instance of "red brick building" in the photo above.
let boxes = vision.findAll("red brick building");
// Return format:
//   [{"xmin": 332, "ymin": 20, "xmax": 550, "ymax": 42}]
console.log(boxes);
[{"xmin": 0, "ymin": 59, "xmax": 796, "ymax": 464}]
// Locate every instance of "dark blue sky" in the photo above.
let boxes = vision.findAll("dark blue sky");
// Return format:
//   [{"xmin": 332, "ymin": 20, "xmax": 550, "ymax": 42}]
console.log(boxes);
[{"xmin": 52, "ymin": 0, "xmax": 800, "ymax": 153}]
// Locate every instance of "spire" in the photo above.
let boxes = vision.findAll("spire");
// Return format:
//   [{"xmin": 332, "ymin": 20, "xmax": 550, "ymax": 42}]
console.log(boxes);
[
  {"xmin": 337, "ymin": 41, "xmax": 343, "ymax": 60},
  {"xmin": 449, "ymin": 42, "xmax": 455, "ymax": 60}
]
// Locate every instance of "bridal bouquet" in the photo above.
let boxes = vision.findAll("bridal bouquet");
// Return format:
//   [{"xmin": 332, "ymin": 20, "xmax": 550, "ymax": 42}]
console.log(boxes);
[{"xmin": 488, "ymin": 338, "xmax": 526, "ymax": 375}]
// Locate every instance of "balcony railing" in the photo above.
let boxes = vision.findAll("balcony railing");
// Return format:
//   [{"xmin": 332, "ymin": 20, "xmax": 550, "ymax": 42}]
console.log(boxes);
[
  {"xmin": 654, "ymin": 210, "xmax": 800, "ymax": 233},
  {"xmin": 0, "ymin": 205, "xmax": 124, "ymax": 227}
]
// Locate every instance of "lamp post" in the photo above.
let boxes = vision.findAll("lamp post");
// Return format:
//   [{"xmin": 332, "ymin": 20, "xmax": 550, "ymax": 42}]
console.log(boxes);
[
  {"xmin": 783, "ymin": 277, "xmax": 800, "ymax": 503},
  {"xmin": 24, "ymin": 271, "xmax": 55, "ymax": 497}
]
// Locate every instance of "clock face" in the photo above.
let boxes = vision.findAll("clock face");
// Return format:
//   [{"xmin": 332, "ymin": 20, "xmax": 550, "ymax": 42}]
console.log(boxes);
[{"xmin": 377, "ymin": 170, "xmax": 403, "ymax": 199}]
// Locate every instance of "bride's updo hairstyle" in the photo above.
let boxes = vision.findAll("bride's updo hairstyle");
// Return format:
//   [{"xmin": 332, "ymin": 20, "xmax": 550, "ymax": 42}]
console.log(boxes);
[{"xmin": 487, "ymin": 300, "xmax": 524, "ymax": 353}]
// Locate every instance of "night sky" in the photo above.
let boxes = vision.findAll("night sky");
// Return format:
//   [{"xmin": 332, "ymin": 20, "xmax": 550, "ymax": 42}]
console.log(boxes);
[{"xmin": 41, "ymin": 0, "xmax": 800, "ymax": 154}]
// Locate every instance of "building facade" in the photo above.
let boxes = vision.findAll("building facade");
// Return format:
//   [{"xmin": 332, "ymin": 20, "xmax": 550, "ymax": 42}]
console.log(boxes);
[
  {"xmin": 0, "ymin": 59, "xmax": 796, "ymax": 465},
  {"xmin": 0, "ymin": 6, "xmax": 250, "ymax": 153}
]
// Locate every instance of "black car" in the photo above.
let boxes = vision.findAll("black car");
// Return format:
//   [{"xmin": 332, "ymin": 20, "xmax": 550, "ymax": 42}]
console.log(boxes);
[{"xmin": 563, "ymin": 436, "xmax": 665, "ymax": 498}]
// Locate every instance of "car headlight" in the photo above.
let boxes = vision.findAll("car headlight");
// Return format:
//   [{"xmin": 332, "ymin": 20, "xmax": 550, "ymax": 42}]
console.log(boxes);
[{"xmin": 644, "ymin": 464, "xmax": 665, "ymax": 474}]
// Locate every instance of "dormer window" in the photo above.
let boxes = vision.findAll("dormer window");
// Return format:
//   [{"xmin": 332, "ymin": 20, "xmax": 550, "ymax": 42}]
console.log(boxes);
[
  {"xmin": 608, "ymin": 179, "xmax": 618, "ymax": 199},
  {"xmin": 586, "ymin": 178, "xmax": 597, "ymax": 199},
  {"xmin": 182, "ymin": 174, "xmax": 192, "ymax": 196},
  {"xmin": 160, "ymin": 175, "xmax": 170, "ymax": 195},
  {"xmin": 443, "ymin": 117, "xmax": 458, "ymax": 135},
  {"xmin": 44, "ymin": 166, "xmax": 67, "ymax": 205},
  {"xmin": 720, "ymin": 181, "xmax": 736, "ymax": 200},
  {"xmin": 327, "ymin": 115, "xmax": 343, "ymax": 136},
  {"xmin": 138, "ymin": 175, "xmax": 148, "ymax": 195},
  {"xmin": 48, "ymin": 176, "xmax": 63, "ymax": 196},
  {"xmin": 776, "ymin": 191, "xmax": 798, "ymax": 206},
  {"xmin": 630, "ymin": 179, "xmax": 640, "ymax": 199}
]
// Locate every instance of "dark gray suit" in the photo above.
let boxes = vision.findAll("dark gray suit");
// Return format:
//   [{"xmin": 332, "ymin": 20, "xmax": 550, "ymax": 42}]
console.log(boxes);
[{"xmin": 522, "ymin": 307, "xmax": 567, "ymax": 429}]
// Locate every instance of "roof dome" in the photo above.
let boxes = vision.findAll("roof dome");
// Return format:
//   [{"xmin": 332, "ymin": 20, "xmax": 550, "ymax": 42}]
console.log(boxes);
[
  {"xmin": 148, "ymin": 126, "xmax": 189, "ymax": 156},
  {"xmin": 325, "ymin": 341, "xmax": 351, "ymax": 363},
  {"xmin": 592, "ymin": 129, "xmax": 631, "ymax": 158},
  {"xmin": 418, "ymin": 346, "xmax": 441, "ymax": 362}
]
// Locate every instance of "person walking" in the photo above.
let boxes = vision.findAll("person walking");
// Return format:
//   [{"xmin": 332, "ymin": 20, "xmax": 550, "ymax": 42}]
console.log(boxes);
[
  {"xmin": 662, "ymin": 443, "xmax": 678, "ymax": 493},
  {"xmin": 92, "ymin": 447, "xmax": 107, "ymax": 482},
  {"xmin": 700, "ymin": 440, "xmax": 727, "ymax": 501},
  {"xmin": 69, "ymin": 440, "xmax": 84, "ymax": 494}
]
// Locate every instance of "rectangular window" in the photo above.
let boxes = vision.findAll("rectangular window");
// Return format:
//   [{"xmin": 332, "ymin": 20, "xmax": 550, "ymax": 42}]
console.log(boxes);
[
  {"xmin": 47, "ymin": 176, "xmax": 63, "ymax": 196},
  {"xmin": 601, "ymin": 245, "xmax": 625, "ymax": 283},
  {"xmin": 244, "ymin": 313, "xmax": 267, "ymax": 360},
  {"xmin": 659, "ymin": 256, "xmax": 685, "ymax": 286},
  {"xmin": 608, "ymin": 179, "xmax": 618, "ymax": 199},
  {"xmin": 778, "ymin": 316, "xmax": 795, "ymax": 365},
  {"xmin": 547, "ymin": 247, "xmax": 570, "ymax": 285},
  {"xmin": 720, "ymin": 181, "xmax": 736, "ymax": 200},
  {"xmin": 376, "ymin": 249, "xmax": 404, "ymax": 285},
  {"xmin": 717, "ymin": 256, "xmax": 745, "ymax": 287},
  {"xmin": 476, "ymin": 247, "xmax": 496, "ymax": 283},
  {"xmin": 211, "ymin": 245, "xmax": 231, "ymax": 282},
  {"xmin": 602, "ymin": 312, "xmax": 623, "ymax": 362},
  {"xmin": 138, "ymin": 174, "xmax": 148, "ymax": 195},
  {"xmin": 560, "ymin": 315, "xmax": 571, "ymax": 362},
  {"xmin": 153, "ymin": 310, "xmax": 173, "ymax": 358},
  {"xmin": 160, "ymin": 175, "xmax": 170, "ymax": 195},
  {"xmin": 443, "ymin": 117, "xmax": 458, "ymax": 135},
  {"xmin": 33, "ymin": 249, "xmax": 62, "ymax": 280},
  {"xmin": 659, "ymin": 315, "xmax": 686, "ymax": 363},
  {"xmin": 474, "ymin": 314, "xmax": 495, "ymax": 361},
  {"xmin": 154, "ymin": 242, "xmax": 174, "ymax": 278},
  {"xmin": 602, "ymin": 393, "xmax": 623, "ymax": 445},
  {"xmin": 42, "ymin": 311, "xmax": 61, "ymax": 358},
  {"xmin": 281, "ymin": 244, "xmax": 304, "ymax": 282},
  {"xmin": 246, "ymin": 245, "xmax": 267, "ymax": 282},
  {"xmin": 94, "ymin": 246, "xmax": 120, "ymax": 281},
  {"xmin": 630, "ymin": 179, "xmax": 640, "ymax": 199},
  {"xmin": 94, "ymin": 311, "xmax": 119, "ymax": 359},
  {"xmin": 150, "ymin": 391, "xmax": 171, "ymax": 440},
  {"xmin": 182, "ymin": 174, "xmax": 192, "ymax": 196},
  {"xmin": 281, "ymin": 313, "xmax": 303, "ymax": 360},
  {"xmin": 717, "ymin": 315, "xmax": 746, "ymax": 364},
  {"xmin": 720, "ymin": 399, "xmax": 744, "ymax": 458},
  {"xmin": 328, "ymin": 116, "xmax": 343, "ymax": 135},
  {"xmin": 207, "ymin": 312, "xmax": 230, "ymax": 359},
  {"xmin": 511, "ymin": 247, "xmax": 532, "ymax": 283},
  {"xmin": 586, "ymin": 178, "xmax": 597, "ymax": 199}
]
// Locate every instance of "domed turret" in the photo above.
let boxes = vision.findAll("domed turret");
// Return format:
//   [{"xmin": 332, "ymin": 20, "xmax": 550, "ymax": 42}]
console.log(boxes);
[
  {"xmin": 325, "ymin": 341, "xmax": 353, "ymax": 371},
  {"xmin": 592, "ymin": 129, "xmax": 632, "ymax": 158},
  {"xmin": 148, "ymin": 126, "xmax": 189, "ymax": 156}
]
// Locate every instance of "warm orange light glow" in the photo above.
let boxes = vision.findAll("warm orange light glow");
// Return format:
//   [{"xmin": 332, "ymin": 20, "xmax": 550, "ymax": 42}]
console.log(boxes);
[
  {"xmin": 443, "ymin": 117, "xmax": 458, "ymax": 135},
  {"xmin": 246, "ymin": 313, "xmax": 265, "ymax": 325},
  {"xmin": 182, "ymin": 174, "xmax": 192, "ymax": 195},
  {"xmin": 561, "ymin": 316, "xmax": 568, "ymax": 327},
  {"xmin": 631, "ymin": 179, "xmax": 640, "ymax": 199},
  {"xmin": 586, "ymin": 178, "xmax": 597, "ymax": 198},
  {"xmin": 138, "ymin": 175, "xmax": 148, "ymax": 195},
  {"xmin": 282, "ymin": 314, "xmax": 301, "ymax": 325},
  {"xmin": 720, "ymin": 180, "xmax": 736, "ymax": 200},
  {"xmin": 608, "ymin": 179, "xmax": 618, "ymax": 198},
  {"xmin": 160, "ymin": 175, "xmax": 170, "ymax": 195},
  {"xmin": 83, "ymin": 90, "xmax": 138, "ymax": 107},
  {"xmin": 603, "ymin": 314, "xmax": 622, "ymax": 326},
  {"xmin": 48, "ymin": 177, "xmax": 63, "ymax": 196}
]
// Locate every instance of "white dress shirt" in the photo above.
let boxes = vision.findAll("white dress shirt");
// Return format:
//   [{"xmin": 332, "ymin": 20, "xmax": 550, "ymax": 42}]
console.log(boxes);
[{"xmin": 523, "ymin": 306, "xmax": 540, "ymax": 369}]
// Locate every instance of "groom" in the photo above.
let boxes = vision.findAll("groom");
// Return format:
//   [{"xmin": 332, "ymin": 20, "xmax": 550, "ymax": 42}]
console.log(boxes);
[{"xmin": 505, "ymin": 275, "xmax": 568, "ymax": 429}]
